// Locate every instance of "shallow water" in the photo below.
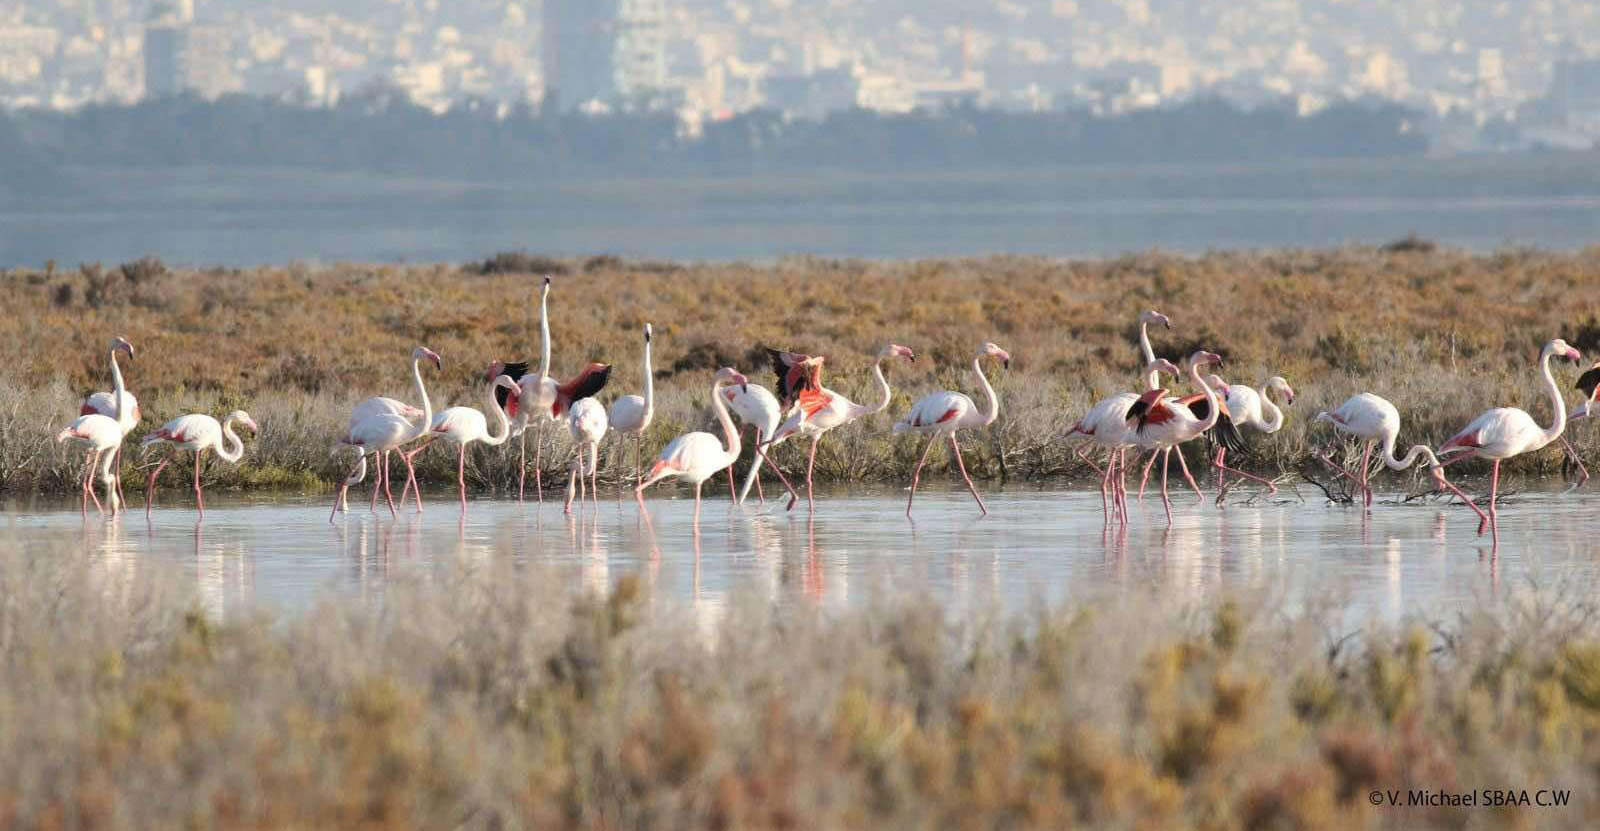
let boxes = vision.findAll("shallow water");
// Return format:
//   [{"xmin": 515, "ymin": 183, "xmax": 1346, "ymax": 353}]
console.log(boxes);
[{"xmin": 4, "ymin": 482, "xmax": 1598, "ymax": 623}]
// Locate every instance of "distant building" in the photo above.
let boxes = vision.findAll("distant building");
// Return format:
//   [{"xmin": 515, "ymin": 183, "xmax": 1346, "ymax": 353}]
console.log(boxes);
[
  {"xmin": 614, "ymin": 0, "xmax": 667, "ymax": 100},
  {"xmin": 544, "ymin": 0, "xmax": 671, "ymax": 111},
  {"xmin": 143, "ymin": 1, "xmax": 190, "ymax": 99},
  {"xmin": 763, "ymin": 67, "xmax": 858, "ymax": 119}
]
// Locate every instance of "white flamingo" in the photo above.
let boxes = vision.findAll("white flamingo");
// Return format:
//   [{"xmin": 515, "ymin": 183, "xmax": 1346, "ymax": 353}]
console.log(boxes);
[
  {"xmin": 607, "ymin": 323, "xmax": 654, "ymax": 493},
  {"xmin": 409, "ymin": 374, "xmax": 521, "ymax": 511},
  {"xmin": 1315, "ymin": 392, "xmax": 1474, "ymax": 509},
  {"xmin": 636, "ymin": 367, "xmax": 750, "ymax": 524},
  {"xmin": 894, "ymin": 342, "xmax": 1010, "ymax": 517},
  {"xmin": 332, "ymin": 346, "xmax": 439, "ymax": 520},
  {"xmin": 344, "ymin": 347, "xmax": 432, "ymax": 512},
  {"xmin": 763, "ymin": 343, "xmax": 916, "ymax": 513},
  {"xmin": 723, "ymin": 383, "xmax": 784, "ymax": 505},
  {"xmin": 565, "ymin": 397, "xmax": 608, "ymax": 514},
  {"xmin": 1206, "ymin": 373, "xmax": 1295, "ymax": 495},
  {"xmin": 1123, "ymin": 352, "xmax": 1223, "ymax": 523},
  {"xmin": 57, "ymin": 337, "xmax": 135, "ymax": 516},
  {"xmin": 140, "ymin": 410, "xmax": 258, "ymax": 518},
  {"xmin": 1436, "ymin": 338, "xmax": 1581, "ymax": 540},
  {"xmin": 1067, "ymin": 310, "xmax": 1171, "ymax": 522}
]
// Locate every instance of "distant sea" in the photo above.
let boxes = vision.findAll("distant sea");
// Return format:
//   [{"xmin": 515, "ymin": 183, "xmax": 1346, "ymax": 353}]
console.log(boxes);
[{"xmin": 3, "ymin": 154, "xmax": 1597, "ymax": 267}]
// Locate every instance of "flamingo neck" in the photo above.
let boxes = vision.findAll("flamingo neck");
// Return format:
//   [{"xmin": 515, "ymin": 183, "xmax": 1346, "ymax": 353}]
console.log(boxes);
[
  {"xmin": 537, "ymin": 287, "xmax": 552, "ymax": 382},
  {"xmin": 1140, "ymin": 321, "xmax": 1158, "ymax": 391},
  {"xmin": 1538, "ymin": 348, "xmax": 1568, "ymax": 449},
  {"xmin": 970, "ymin": 356, "xmax": 1001, "ymax": 427},
  {"xmin": 712, "ymin": 380, "xmax": 742, "ymax": 464},
  {"xmin": 216, "ymin": 416, "xmax": 246, "ymax": 463},
  {"xmin": 408, "ymin": 356, "xmax": 433, "ymax": 441},
  {"xmin": 1259, "ymin": 384, "xmax": 1285, "ymax": 433},
  {"xmin": 853, "ymin": 356, "xmax": 894, "ymax": 421},
  {"xmin": 1188, "ymin": 362, "xmax": 1220, "ymax": 433},
  {"xmin": 1383, "ymin": 440, "xmax": 1439, "ymax": 471},
  {"xmin": 641, "ymin": 337, "xmax": 654, "ymax": 421},
  {"xmin": 109, "ymin": 347, "xmax": 131, "ymax": 428},
  {"xmin": 482, "ymin": 382, "xmax": 514, "ymax": 446}
]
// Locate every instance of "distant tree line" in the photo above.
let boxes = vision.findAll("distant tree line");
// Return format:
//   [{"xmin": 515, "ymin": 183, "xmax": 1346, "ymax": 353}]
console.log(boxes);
[{"xmin": 0, "ymin": 87, "xmax": 1426, "ymax": 194}]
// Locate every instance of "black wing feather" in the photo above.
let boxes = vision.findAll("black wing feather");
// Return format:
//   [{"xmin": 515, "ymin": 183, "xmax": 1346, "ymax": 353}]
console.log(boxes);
[
  {"xmin": 495, "ymin": 360, "xmax": 531, "ymax": 409},
  {"xmin": 1577, "ymin": 365, "xmax": 1600, "ymax": 399},
  {"xmin": 571, "ymin": 364, "xmax": 612, "ymax": 401}
]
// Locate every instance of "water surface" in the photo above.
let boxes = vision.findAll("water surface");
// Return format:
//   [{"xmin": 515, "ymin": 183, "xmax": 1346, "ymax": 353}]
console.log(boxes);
[{"xmin": 5, "ymin": 483, "xmax": 1597, "ymax": 624}]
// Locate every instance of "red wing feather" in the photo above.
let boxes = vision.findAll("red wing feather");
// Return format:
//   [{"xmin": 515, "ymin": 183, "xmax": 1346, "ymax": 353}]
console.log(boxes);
[
  {"xmin": 935, "ymin": 407, "xmax": 961, "ymax": 424},
  {"xmin": 552, "ymin": 363, "xmax": 612, "ymax": 417},
  {"xmin": 799, "ymin": 388, "xmax": 832, "ymax": 418}
]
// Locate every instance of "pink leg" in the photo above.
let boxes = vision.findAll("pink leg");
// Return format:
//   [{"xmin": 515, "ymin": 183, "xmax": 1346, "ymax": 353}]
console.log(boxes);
[
  {"xmin": 1075, "ymin": 444, "xmax": 1105, "ymax": 477},
  {"xmin": 1485, "ymin": 459, "xmax": 1501, "ymax": 539},
  {"xmin": 1561, "ymin": 437, "xmax": 1589, "ymax": 488},
  {"xmin": 534, "ymin": 422, "xmax": 544, "ymax": 503},
  {"xmin": 1160, "ymin": 447, "xmax": 1172, "ymax": 523},
  {"xmin": 145, "ymin": 458, "xmax": 170, "ymax": 520},
  {"xmin": 804, "ymin": 436, "xmax": 820, "ymax": 514},
  {"xmin": 80, "ymin": 450, "xmax": 94, "ymax": 517},
  {"xmin": 693, "ymin": 480, "xmax": 703, "ymax": 527},
  {"xmin": 88, "ymin": 449, "xmax": 105, "ymax": 514},
  {"xmin": 1358, "ymin": 442, "xmax": 1373, "ymax": 507},
  {"xmin": 1116, "ymin": 448, "xmax": 1130, "ymax": 524},
  {"xmin": 518, "ymin": 431, "xmax": 527, "ymax": 502},
  {"xmin": 1215, "ymin": 447, "xmax": 1227, "ymax": 492},
  {"xmin": 399, "ymin": 446, "xmax": 424, "ymax": 513},
  {"xmin": 1430, "ymin": 465, "xmax": 1488, "ymax": 529},
  {"xmin": 589, "ymin": 444, "xmax": 599, "ymax": 507},
  {"xmin": 457, "ymin": 444, "xmax": 468, "ymax": 511},
  {"xmin": 1174, "ymin": 446, "xmax": 1204, "ymax": 503},
  {"xmin": 905, "ymin": 432, "xmax": 939, "ymax": 517},
  {"xmin": 1212, "ymin": 444, "xmax": 1277, "ymax": 495},
  {"xmin": 193, "ymin": 449, "xmax": 205, "ymax": 517},
  {"xmin": 949, "ymin": 434, "xmax": 988, "ymax": 515},
  {"xmin": 1138, "ymin": 450, "xmax": 1158, "ymax": 501},
  {"xmin": 113, "ymin": 447, "xmax": 127, "ymax": 515},
  {"xmin": 381, "ymin": 453, "xmax": 397, "ymax": 518},
  {"xmin": 727, "ymin": 465, "xmax": 737, "ymax": 503},
  {"xmin": 369, "ymin": 451, "xmax": 383, "ymax": 513},
  {"xmin": 1098, "ymin": 446, "xmax": 1112, "ymax": 520},
  {"xmin": 756, "ymin": 443, "xmax": 801, "ymax": 507},
  {"xmin": 563, "ymin": 457, "xmax": 577, "ymax": 515}
]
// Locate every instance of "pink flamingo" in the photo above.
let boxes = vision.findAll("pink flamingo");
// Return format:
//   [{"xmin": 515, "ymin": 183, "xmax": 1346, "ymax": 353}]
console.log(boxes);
[
  {"xmin": 1553, "ymin": 362, "xmax": 1600, "ymax": 487},
  {"xmin": 332, "ymin": 346, "xmax": 439, "ymax": 520},
  {"xmin": 1124, "ymin": 352, "xmax": 1225, "ymax": 523},
  {"xmin": 342, "ymin": 348, "xmax": 432, "ymax": 512},
  {"xmin": 1206, "ymin": 373, "xmax": 1295, "ymax": 496},
  {"xmin": 56, "ymin": 337, "xmax": 136, "ymax": 516},
  {"xmin": 635, "ymin": 367, "xmax": 749, "ymax": 525},
  {"xmin": 75, "ymin": 337, "xmax": 140, "ymax": 511},
  {"xmin": 1436, "ymin": 338, "xmax": 1581, "ymax": 540},
  {"xmin": 490, "ymin": 276, "xmax": 612, "ymax": 502},
  {"xmin": 407, "ymin": 373, "xmax": 521, "ymax": 511},
  {"xmin": 565, "ymin": 396, "xmax": 608, "ymax": 514},
  {"xmin": 763, "ymin": 343, "xmax": 916, "ymax": 513},
  {"xmin": 724, "ymin": 382, "xmax": 784, "ymax": 504},
  {"xmin": 1313, "ymin": 392, "xmax": 1465, "ymax": 508},
  {"xmin": 140, "ymin": 410, "xmax": 258, "ymax": 518},
  {"xmin": 894, "ymin": 342, "xmax": 1010, "ymax": 517},
  {"xmin": 1069, "ymin": 358, "xmax": 1180, "ymax": 524},
  {"xmin": 607, "ymin": 323, "xmax": 654, "ymax": 493}
]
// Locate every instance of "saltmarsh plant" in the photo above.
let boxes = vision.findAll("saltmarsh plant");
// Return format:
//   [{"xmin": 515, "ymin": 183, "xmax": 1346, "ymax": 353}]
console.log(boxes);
[
  {"xmin": 5, "ymin": 246, "xmax": 1600, "ymax": 495},
  {"xmin": 4, "ymin": 545, "xmax": 1600, "ymax": 828}
]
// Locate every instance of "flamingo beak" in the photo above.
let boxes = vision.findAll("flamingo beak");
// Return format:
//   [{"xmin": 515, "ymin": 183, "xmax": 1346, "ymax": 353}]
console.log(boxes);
[{"xmin": 1569, "ymin": 347, "xmax": 1583, "ymax": 362}]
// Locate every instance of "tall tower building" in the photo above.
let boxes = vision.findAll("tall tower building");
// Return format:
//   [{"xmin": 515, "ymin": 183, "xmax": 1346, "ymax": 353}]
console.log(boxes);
[
  {"xmin": 543, "ymin": 0, "xmax": 619, "ymax": 110},
  {"xmin": 143, "ymin": 1, "xmax": 190, "ymax": 99},
  {"xmin": 614, "ymin": 0, "xmax": 667, "ymax": 100}
]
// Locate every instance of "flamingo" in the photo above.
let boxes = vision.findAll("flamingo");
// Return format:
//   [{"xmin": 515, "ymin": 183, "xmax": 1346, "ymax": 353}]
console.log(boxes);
[
  {"xmin": 635, "ymin": 367, "xmax": 750, "ymax": 524},
  {"xmin": 893, "ymin": 342, "xmax": 1010, "ymax": 517},
  {"xmin": 75, "ymin": 337, "xmax": 140, "ymax": 511},
  {"xmin": 1206, "ymin": 374, "xmax": 1295, "ymax": 496},
  {"xmin": 140, "ymin": 410, "xmax": 258, "ymax": 518},
  {"xmin": 1314, "ymin": 392, "xmax": 1477, "ymax": 510},
  {"xmin": 565, "ymin": 396, "xmax": 608, "ymax": 514},
  {"xmin": 762, "ymin": 343, "xmax": 916, "ymax": 513},
  {"xmin": 490, "ymin": 276, "xmax": 612, "ymax": 502},
  {"xmin": 723, "ymin": 382, "xmax": 784, "ymax": 504},
  {"xmin": 1067, "ymin": 310, "xmax": 1172, "ymax": 516},
  {"xmin": 333, "ymin": 346, "xmax": 440, "ymax": 519},
  {"xmin": 57, "ymin": 337, "xmax": 135, "ymax": 516},
  {"xmin": 1436, "ymin": 338, "xmax": 1581, "ymax": 540},
  {"xmin": 343, "ymin": 348, "xmax": 432, "ymax": 512},
  {"xmin": 1553, "ymin": 361, "xmax": 1600, "ymax": 487},
  {"xmin": 607, "ymin": 323, "xmax": 654, "ymax": 493},
  {"xmin": 1124, "ymin": 352, "xmax": 1225, "ymax": 522},
  {"xmin": 406, "ymin": 374, "xmax": 522, "ymax": 511}
]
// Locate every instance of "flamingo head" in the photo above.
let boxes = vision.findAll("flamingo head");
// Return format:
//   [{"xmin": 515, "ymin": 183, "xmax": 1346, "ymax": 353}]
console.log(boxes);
[
  {"xmin": 980, "ymin": 342, "xmax": 1011, "ymax": 369},
  {"xmin": 541, "ymin": 274, "xmax": 553, "ymax": 295},
  {"xmin": 110, "ymin": 336, "xmax": 134, "ymax": 359},
  {"xmin": 484, "ymin": 359, "xmax": 507, "ymax": 382},
  {"xmin": 492, "ymin": 374, "xmax": 522, "ymax": 396},
  {"xmin": 1548, "ymin": 338, "xmax": 1581, "ymax": 363},
  {"xmin": 1205, "ymin": 373, "xmax": 1229, "ymax": 395},
  {"xmin": 716, "ymin": 367, "xmax": 749, "ymax": 393},
  {"xmin": 1189, "ymin": 350, "xmax": 1222, "ymax": 369},
  {"xmin": 413, "ymin": 346, "xmax": 442, "ymax": 370},
  {"xmin": 1267, "ymin": 376, "xmax": 1296, "ymax": 404},
  {"xmin": 1143, "ymin": 358, "xmax": 1180, "ymax": 380},
  {"xmin": 228, "ymin": 411, "xmax": 259, "ymax": 433},
  {"xmin": 644, "ymin": 322, "xmax": 653, "ymax": 342},
  {"xmin": 881, "ymin": 343, "xmax": 915, "ymax": 362},
  {"xmin": 1139, "ymin": 310, "xmax": 1172, "ymax": 329}
]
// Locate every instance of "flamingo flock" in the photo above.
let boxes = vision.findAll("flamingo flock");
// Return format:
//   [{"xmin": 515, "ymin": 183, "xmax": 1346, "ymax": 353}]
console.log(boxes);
[{"xmin": 51, "ymin": 279, "xmax": 1595, "ymax": 547}]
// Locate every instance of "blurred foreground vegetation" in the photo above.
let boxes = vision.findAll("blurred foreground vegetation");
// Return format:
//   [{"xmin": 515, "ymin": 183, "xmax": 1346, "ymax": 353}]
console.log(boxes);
[{"xmin": 3, "ymin": 245, "xmax": 1600, "ymax": 497}]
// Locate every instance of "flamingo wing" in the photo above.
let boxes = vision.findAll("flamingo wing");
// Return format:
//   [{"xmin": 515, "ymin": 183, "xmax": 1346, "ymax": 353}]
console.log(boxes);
[
  {"xmin": 553, "ymin": 363, "xmax": 612, "ymax": 417},
  {"xmin": 766, "ymin": 348, "xmax": 822, "ymax": 410},
  {"xmin": 495, "ymin": 361, "xmax": 531, "ymax": 413},
  {"xmin": 1577, "ymin": 364, "xmax": 1600, "ymax": 401}
]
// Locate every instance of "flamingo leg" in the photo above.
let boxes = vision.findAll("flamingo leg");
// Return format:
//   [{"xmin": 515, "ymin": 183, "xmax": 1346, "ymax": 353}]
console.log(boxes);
[
  {"xmin": 113, "ymin": 446, "xmax": 127, "ymax": 515},
  {"xmin": 145, "ymin": 458, "xmax": 171, "ymax": 520},
  {"xmin": 756, "ymin": 443, "xmax": 801, "ymax": 508},
  {"xmin": 1116, "ymin": 447, "xmax": 1130, "ymax": 524},
  {"xmin": 193, "ymin": 449, "xmax": 205, "ymax": 518},
  {"xmin": 1561, "ymin": 436, "xmax": 1590, "ymax": 489},
  {"xmin": 693, "ymin": 480, "xmax": 703, "ymax": 527},
  {"xmin": 1138, "ymin": 450, "xmax": 1158, "ymax": 501},
  {"xmin": 727, "ymin": 464, "xmax": 737, "ymax": 503},
  {"xmin": 753, "ymin": 437, "xmax": 766, "ymax": 504},
  {"xmin": 949, "ymin": 434, "xmax": 988, "ymax": 516},
  {"xmin": 1075, "ymin": 444, "xmax": 1105, "ymax": 477},
  {"xmin": 398, "ymin": 444, "xmax": 425, "ymax": 513},
  {"xmin": 1358, "ymin": 441, "xmax": 1374, "ymax": 507},
  {"xmin": 1160, "ymin": 446, "xmax": 1172, "ymax": 523},
  {"xmin": 380, "ymin": 452, "xmax": 398, "ymax": 518},
  {"xmin": 369, "ymin": 451, "xmax": 383, "ymax": 513},
  {"xmin": 330, "ymin": 454, "xmax": 362, "ymax": 524},
  {"xmin": 457, "ymin": 444, "xmax": 467, "ymax": 511},
  {"xmin": 1485, "ymin": 459, "xmax": 1501, "ymax": 539},
  {"xmin": 589, "ymin": 443, "xmax": 599, "ymax": 508},
  {"xmin": 1213, "ymin": 447, "xmax": 1278, "ymax": 495},
  {"xmin": 1097, "ymin": 446, "xmax": 1112, "ymax": 521},
  {"xmin": 534, "ymin": 422, "xmax": 545, "ymax": 503},
  {"xmin": 1429, "ymin": 465, "xmax": 1488, "ymax": 529},
  {"xmin": 1174, "ymin": 446, "xmax": 1204, "ymax": 503},
  {"xmin": 518, "ymin": 431, "xmax": 528, "ymax": 502},
  {"xmin": 1215, "ymin": 447, "xmax": 1227, "ymax": 492},
  {"xmin": 565, "ymin": 450, "xmax": 579, "ymax": 515},
  {"xmin": 79, "ymin": 450, "xmax": 94, "ymax": 517},
  {"xmin": 804, "ymin": 435, "xmax": 820, "ymax": 515},
  {"xmin": 905, "ymin": 432, "xmax": 939, "ymax": 517}
]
